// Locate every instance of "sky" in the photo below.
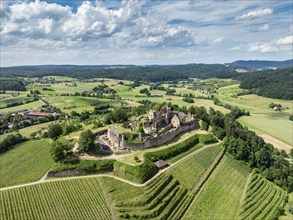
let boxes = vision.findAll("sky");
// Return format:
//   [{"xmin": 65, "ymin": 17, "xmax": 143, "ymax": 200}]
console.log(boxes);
[{"xmin": 0, "ymin": 0, "xmax": 292, "ymax": 67}]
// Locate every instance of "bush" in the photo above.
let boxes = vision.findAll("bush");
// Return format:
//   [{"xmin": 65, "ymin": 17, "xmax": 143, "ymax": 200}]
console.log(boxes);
[
  {"xmin": 51, "ymin": 159, "xmax": 115, "ymax": 172},
  {"xmin": 0, "ymin": 133, "xmax": 25, "ymax": 154}
]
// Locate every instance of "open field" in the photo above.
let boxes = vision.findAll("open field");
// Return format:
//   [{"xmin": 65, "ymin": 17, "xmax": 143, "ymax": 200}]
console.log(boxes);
[
  {"xmin": 184, "ymin": 156, "xmax": 249, "ymax": 219},
  {"xmin": 0, "ymin": 178, "xmax": 112, "ymax": 220},
  {"xmin": 0, "ymin": 121, "xmax": 54, "ymax": 141},
  {"xmin": 0, "ymin": 139, "xmax": 53, "ymax": 188},
  {"xmin": 216, "ymin": 84, "xmax": 292, "ymax": 146},
  {"xmin": 167, "ymin": 145, "xmax": 221, "ymax": 189},
  {"xmin": 240, "ymin": 173, "xmax": 287, "ymax": 220},
  {"xmin": 0, "ymin": 100, "xmax": 44, "ymax": 113}
]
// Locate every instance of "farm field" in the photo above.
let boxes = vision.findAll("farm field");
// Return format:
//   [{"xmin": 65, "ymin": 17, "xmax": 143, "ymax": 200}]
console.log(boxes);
[
  {"xmin": 184, "ymin": 156, "xmax": 249, "ymax": 219},
  {"xmin": 0, "ymin": 178, "xmax": 112, "ymax": 220},
  {"xmin": 0, "ymin": 100, "xmax": 44, "ymax": 113},
  {"xmin": 0, "ymin": 121, "xmax": 54, "ymax": 141},
  {"xmin": 216, "ymin": 84, "xmax": 293, "ymax": 146},
  {"xmin": 0, "ymin": 139, "xmax": 53, "ymax": 188},
  {"xmin": 167, "ymin": 145, "xmax": 221, "ymax": 190},
  {"xmin": 101, "ymin": 174, "xmax": 193, "ymax": 219},
  {"xmin": 240, "ymin": 173, "xmax": 287, "ymax": 220}
]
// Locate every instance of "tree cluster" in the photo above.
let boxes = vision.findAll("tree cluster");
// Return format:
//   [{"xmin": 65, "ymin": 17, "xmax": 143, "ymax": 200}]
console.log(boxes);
[{"xmin": 0, "ymin": 133, "xmax": 26, "ymax": 154}]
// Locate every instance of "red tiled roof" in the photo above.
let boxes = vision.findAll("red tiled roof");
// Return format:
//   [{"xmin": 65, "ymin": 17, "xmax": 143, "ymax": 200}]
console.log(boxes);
[{"xmin": 28, "ymin": 112, "xmax": 51, "ymax": 117}]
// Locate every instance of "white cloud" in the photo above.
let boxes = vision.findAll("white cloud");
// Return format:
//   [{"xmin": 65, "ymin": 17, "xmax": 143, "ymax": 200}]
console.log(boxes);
[
  {"xmin": 236, "ymin": 8, "xmax": 273, "ymax": 20},
  {"xmin": 248, "ymin": 43, "xmax": 277, "ymax": 52},
  {"xmin": 276, "ymin": 35, "xmax": 293, "ymax": 45},
  {"xmin": 213, "ymin": 36, "xmax": 225, "ymax": 43},
  {"xmin": 259, "ymin": 24, "xmax": 270, "ymax": 31}
]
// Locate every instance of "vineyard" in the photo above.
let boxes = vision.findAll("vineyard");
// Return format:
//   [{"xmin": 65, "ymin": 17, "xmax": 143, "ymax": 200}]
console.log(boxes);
[
  {"xmin": 240, "ymin": 173, "xmax": 287, "ymax": 220},
  {"xmin": 184, "ymin": 156, "xmax": 249, "ymax": 219},
  {"xmin": 167, "ymin": 145, "xmax": 221, "ymax": 189},
  {"xmin": 0, "ymin": 139, "xmax": 53, "ymax": 188},
  {"xmin": 0, "ymin": 178, "xmax": 112, "ymax": 220},
  {"xmin": 101, "ymin": 173, "xmax": 194, "ymax": 219}
]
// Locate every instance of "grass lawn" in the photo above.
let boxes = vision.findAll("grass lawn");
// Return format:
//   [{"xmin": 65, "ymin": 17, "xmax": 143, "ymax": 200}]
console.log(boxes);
[
  {"xmin": 167, "ymin": 145, "xmax": 221, "ymax": 190},
  {"xmin": 184, "ymin": 156, "xmax": 249, "ymax": 220},
  {"xmin": 0, "ymin": 139, "xmax": 53, "ymax": 188},
  {"xmin": 1, "ymin": 178, "xmax": 112, "ymax": 220},
  {"xmin": 0, "ymin": 100, "xmax": 44, "ymax": 113}
]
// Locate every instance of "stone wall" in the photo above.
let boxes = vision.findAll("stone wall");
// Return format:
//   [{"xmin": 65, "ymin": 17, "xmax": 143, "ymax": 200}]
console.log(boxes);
[{"xmin": 123, "ymin": 120, "xmax": 200, "ymax": 149}]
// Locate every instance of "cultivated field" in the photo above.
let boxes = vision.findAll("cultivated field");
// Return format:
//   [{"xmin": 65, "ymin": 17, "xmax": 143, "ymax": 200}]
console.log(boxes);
[
  {"xmin": 167, "ymin": 145, "xmax": 221, "ymax": 189},
  {"xmin": 0, "ymin": 139, "xmax": 53, "ymax": 188},
  {"xmin": 240, "ymin": 173, "xmax": 287, "ymax": 219},
  {"xmin": 184, "ymin": 156, "xmax": 249, "ymax": 219},
  {"xmin": 0, "ymin": 178, "xmax": 112, "ymax": 220}
]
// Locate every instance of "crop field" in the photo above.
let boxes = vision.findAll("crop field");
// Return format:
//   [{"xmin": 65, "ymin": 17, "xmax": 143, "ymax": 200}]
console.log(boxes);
[
  {"xmin": 240, "ymin": 173, "xmax": 287, "ymax": 220},
  {"xmin": 42, "ymin": 95, "xmax": 120, "ymax": 113},
  {"xmin": 101, "ymin": 174, "xmax": 193, "ymax": 219},
  {"xmin": 167, "ymin": 145, "xmax": 221, "ymax": 189},
  {"xmin": 216, "ymin": 84, "xmax": 292, "ymax": 146},
  {"xmin": 184, "ymin": 156, "xmax": 249, "ymax": 219},
  {"xmin": 0, "ymin": 95, "xmax": 33, "ymax": 109},
  {"xmin": 0, "ymin": 100, "xmax": 44, "ymax": 113},
  {"xmin": 0, "ymin": 178, "xmax": 112, "ymax": 220},
  {"xmin": 0, "ymin": 139, "xmax": 53, "ymax": 188}
]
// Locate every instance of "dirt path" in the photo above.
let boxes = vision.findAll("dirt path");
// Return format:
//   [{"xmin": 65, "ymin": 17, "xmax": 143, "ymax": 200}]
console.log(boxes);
[
  {"xmin": 240, "ymin": 173, "xmax": 252, "ymax": 202},
  {"xmin": 259, "ymin": 134, "xmax": 292, "ymax": 153},
  {"xmin": 0, "ymin": 142, "xmax": 220, "ymax": 191}
]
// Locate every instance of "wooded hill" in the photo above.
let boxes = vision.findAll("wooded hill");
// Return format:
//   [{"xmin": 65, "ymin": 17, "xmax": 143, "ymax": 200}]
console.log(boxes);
[
  {"xmin": 0, "ymin": 64, "xmax": 236, "ymax": 82},
  {"xmin": 236, "ymin": 67, "xmax": 293, "ymax": 100},
  {"xmin": 0, "ymin": 78, "xmax": 26, "ymax": 91}
]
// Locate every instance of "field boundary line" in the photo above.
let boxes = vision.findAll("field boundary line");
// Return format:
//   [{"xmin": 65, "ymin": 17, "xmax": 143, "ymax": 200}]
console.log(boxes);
[{"xmin": 182, "ymin": 152, "xmax": 226, "ymax": 219}]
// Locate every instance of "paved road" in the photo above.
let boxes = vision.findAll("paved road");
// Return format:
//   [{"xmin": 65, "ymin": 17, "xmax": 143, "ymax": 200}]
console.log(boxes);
[{"xmin": 0, "ymin": 142, "xmax": 220, "ymax": 191}]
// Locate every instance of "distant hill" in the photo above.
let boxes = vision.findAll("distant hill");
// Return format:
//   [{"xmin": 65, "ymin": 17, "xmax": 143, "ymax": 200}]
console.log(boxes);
[
  {"xmin": 0, "ymin": 64, "xmax": 236, "ymax": 82},
  {"xmin": 235, "ymin": 67, "xmax": 293, "ymax": 100},
  {"xmin": 230, "ymin": 59, "xmax": 293, "ymax": 70}
]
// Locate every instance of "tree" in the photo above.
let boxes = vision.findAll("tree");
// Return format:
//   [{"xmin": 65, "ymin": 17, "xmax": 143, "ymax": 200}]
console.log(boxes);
[
  {"xmin": 78, "ymin": 129, "xmax": 96, "ymax": 152},
  {"xmin": 48, "ymin": 123, "xmax": 63, "ymax": 140},
  {"xmin": 50, "ymin": 138, "xmax": 72, "ymax": 162}
]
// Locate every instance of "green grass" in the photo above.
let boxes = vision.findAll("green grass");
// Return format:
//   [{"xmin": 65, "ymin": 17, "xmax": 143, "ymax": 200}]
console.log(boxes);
[
  {"xmin": 0, "ymin": 100, "xmax": 44, "ymax": 113},
  {"xmin": 240, "ymin": 173, "xmax": 287, "ymax": 220},
  {"xmin": 0, "ymin": 178, "xmax": 112, "ymax": 220},
  {"xmin": 0, "ymin": 139, "xmax": 53, "ymax": 188},
  {"xmin": 167, "ymin": 145, "xmax": 221, "ymax": 190},
  {"xmin": 216, "ymin": 84, "xmax": 292, "ymax": 145},
  {"xmin": 184, "ymin": 156, "xmax": 249, "ymax": 219},
  {"xmin": 0, "ymin": 121, "xmax": 54, "ymax": 141}
]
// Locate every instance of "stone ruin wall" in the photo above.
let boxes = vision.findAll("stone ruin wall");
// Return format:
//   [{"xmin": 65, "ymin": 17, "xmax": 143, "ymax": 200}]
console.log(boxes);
[{"xmin": 123, "ymin": 120, "xmax": 200, "ymax": 149}]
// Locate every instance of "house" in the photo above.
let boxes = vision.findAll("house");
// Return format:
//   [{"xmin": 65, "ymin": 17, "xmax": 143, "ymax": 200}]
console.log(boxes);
[
  {"xmin": 154, "ymin": 160, "xmax": 168, "ymax": 169},
  {"xmin": 24, "ymin": 112, "xmax": 52, "ymax": 119},
  {"xmin": 171, "ymin": 115, "xmax": 181, "ymax": 128}
]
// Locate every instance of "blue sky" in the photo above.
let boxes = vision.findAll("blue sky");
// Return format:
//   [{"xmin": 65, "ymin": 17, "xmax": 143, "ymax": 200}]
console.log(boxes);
[{"xmin": 0, "ymin": 0, "xmax": 292, "ymax": 66}]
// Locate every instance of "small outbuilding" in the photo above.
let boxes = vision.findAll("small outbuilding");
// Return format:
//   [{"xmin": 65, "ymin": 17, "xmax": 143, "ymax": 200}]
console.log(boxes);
[{"xmin": 154, "ymin": 160, "xmax": 168, "ymax": 169}]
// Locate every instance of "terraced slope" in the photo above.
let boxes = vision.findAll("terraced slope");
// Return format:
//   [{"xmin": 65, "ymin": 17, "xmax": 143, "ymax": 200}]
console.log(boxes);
[
  {"xmin": 0, "ymin": 178, "xmax": 112, "ymax": 220},
  {"xmin": 240, "ymin": 173, "xmax": 287, "ymax": 220},
  {"xmin": 184, "ymin": 156, "xmax": 249, "ymax": 219},
  {"xmin": 101, "ymin": 173, "xmax": 195, "ymax": 220}
]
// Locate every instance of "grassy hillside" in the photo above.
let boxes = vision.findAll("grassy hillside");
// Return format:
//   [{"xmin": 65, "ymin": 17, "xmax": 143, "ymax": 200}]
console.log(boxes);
[
  {"xmin": 167, "ymin": 145, "xmax": 221, "ymax": 190},
  {"xmin": 0, "ymin": 139, "xmax": 53, "ymax": 188},
  {"xmin": 184, "ymin": 156, "xmax": 249, "ymax": 219},
  {"xmin": 0, "ymin": 178, "xmax": 112, "ymax": 220}
]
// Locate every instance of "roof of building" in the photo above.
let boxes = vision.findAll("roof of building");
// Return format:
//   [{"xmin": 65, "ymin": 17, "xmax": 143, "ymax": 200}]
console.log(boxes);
[
  {"xmin": 108, "ymin": 127, "xmax": 121, "ymax": 135},
  {"xmin": 28, "ymin": 112, "xmax": 51, "ymax": 117},
  {"xmin": 154, "ymin": 160, "xmax": 168, "ymax": 169}
]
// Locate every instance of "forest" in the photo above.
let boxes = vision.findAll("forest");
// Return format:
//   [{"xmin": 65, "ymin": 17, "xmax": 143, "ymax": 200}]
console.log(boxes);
[
  {"xmin": 0, "ymin": 78, "xmax": 26, "ymax": 91},
  {"xmin": 236, "ymin": 67, "xmax": 293, "ymax": 100}
]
